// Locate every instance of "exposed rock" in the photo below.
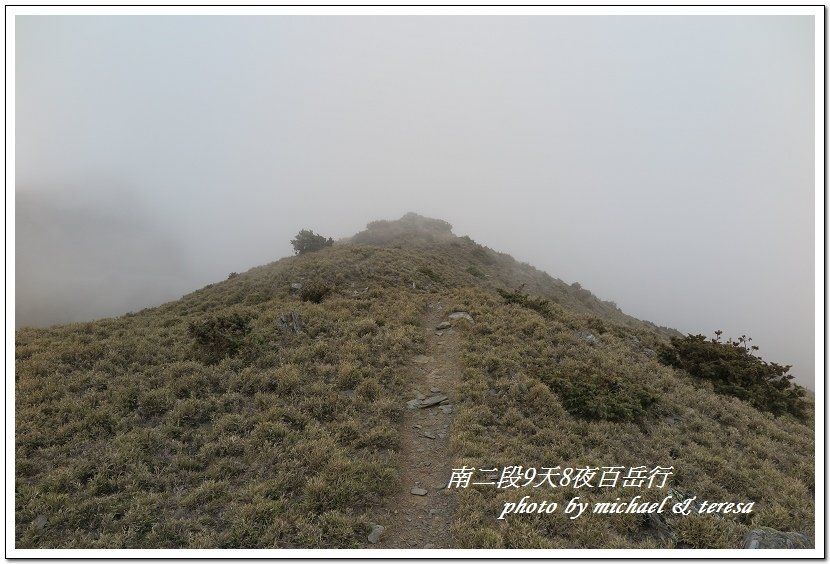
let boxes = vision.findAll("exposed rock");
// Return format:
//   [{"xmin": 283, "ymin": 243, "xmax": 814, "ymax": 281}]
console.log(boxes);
[
  {"xmin": 575, "ymin": 330, "xmax": 600, "ymax": 344},
  {"xmin": 438, "ymin": 404, "xmax": 453, "ymax": 414},
  {"xmin": 406, "ymin": 399, "xmax": 421, "ymax": 410},
  {"xmin": 430, "ymin": 387, "xmax": 441, "ymax": 393},
  {"xmin": 367, "ymin": 523, "xmax": 385, "ymax": 544},
  {"xmin": 412, "ymin": 355, "xmax": 434, "ymax": 364},
  {"xmin": 277, "ymin": 311, "xmax": 304, "ymax": 334},
  {"xmin": 743, "ymin": 527, "xmax": 813, "ymax": 549},
  {"xmin": 422, "ymin": 431, "xmax": 437, "ymax": 439},
  {"xmin": 448, "ymin": 311, "xmax": 474, "ymax": 323},
  {"xmin": 419, "ymin": 394, "xmax": 448, "ymax": 408},
  {"xmin": 32, "ymin": 515, "xmax": 47, "ymax": 530},
  {"xmin": 436, "ymin": 321, "xmax": 451, "ymax": 330},
  {"xmin": 289, "ymin": 282, "xmax": 303, "ymax": 292},
  {"xmin": 410, "ymin": 487, "xmax": 428, "ymax": 496},
  {"xmin": 424, "ymin": 543, "xmax": 435, "ymax": 549},
  {"xmin": 643, "ymin": 348, "xmax": 657, "ymax": 357},
  {"xmin": 648, "ymin": 513, "xmax": 676, "ymax": 542}
]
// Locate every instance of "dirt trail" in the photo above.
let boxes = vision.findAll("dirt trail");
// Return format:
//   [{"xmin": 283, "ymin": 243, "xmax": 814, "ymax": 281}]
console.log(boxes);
[{"xmin": 365, "ymin": 298, "xmax": 464, "ymax": 549}]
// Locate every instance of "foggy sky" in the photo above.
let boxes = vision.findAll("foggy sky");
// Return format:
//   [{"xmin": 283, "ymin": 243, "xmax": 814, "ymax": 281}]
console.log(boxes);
[{"xmin": 14, "ymin": 15, "xmax": 816, "ymax": 388}]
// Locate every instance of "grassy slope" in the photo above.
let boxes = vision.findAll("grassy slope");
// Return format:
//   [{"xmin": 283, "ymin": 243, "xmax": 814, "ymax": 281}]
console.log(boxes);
[{"xmin": 15, "ymin": 215, "xmax": 813, "ymax": 548}]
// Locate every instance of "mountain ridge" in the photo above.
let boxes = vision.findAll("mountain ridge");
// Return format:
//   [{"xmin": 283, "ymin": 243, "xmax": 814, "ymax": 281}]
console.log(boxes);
[{"xmin": 14, "ymin": 212, "xmax": 813, "ymax": 549}]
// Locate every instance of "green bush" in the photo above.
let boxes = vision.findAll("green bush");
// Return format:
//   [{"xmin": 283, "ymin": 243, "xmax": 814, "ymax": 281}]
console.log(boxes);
[
  {"xmin": 188, "ymin": 311, "xmax": 254, "ymax": 365},
  {"xmin": 466, "ymin": 265, "xmax": 485, "ymax": 278},
  {"xmin": 496, "ymin": 286, "xmax": 551, "ymax": 316},
  {"xmin": 658, "ymin": 332, "xmax": 807, "ymax": 420},
  {"xmin": 417, "ymin": 265, "xmax": 441, "ymax": 282},
  {"xmin": 299, "ymin": 282, "xmax": 331, "ymax": 304},
  {"xmin": 291, "ymin": 229, "xmax": 334, "ymax": 255},
  {"xmin": 548, "ymin": 372, "xmax": 659, "ymax": 422}
]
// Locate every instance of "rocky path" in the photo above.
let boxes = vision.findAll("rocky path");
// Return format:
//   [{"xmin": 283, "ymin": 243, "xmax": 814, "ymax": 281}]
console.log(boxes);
[{"xmin": 365, "ymin": 299, "xmax": 468, "ymax": 549}]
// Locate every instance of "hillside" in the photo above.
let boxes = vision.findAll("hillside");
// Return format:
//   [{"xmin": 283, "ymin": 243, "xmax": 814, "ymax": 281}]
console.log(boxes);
[{"xmin": 14, "ymin": 213, "xmax": 814, "ymax": 550}]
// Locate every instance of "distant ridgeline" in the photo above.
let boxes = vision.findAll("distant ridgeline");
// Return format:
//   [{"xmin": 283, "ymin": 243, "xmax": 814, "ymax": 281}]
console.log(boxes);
[{"xmin": 15, "ymin": 213, "xmax": 813, "ymax": 549}]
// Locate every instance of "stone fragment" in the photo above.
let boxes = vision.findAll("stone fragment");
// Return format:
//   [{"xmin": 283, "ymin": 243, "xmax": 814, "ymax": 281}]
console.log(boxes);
[
  {"xmin": 277, "ymin": 311, "xmax": 304, "ymax": 334},
  {"xmin": 367, "ymin": 524, "xmax": 385, "ymax": 544},
  {"xmin": 448, "ymin": 312, "xmax": 474, "ymax": 323},
  {"xmin": 410, "ymin": 487, "xmax": 428, "ymax": 496},
  {"xmin": 419, "ymin": 395, "xmax": 448, "ymax": 408},
  {"xmin": 743, "ymin": 527, "xmax": 813, "ymax": 549},
  {"xmin": 575, "ymin": 330, "xmax": 600, "ymax": 344}
]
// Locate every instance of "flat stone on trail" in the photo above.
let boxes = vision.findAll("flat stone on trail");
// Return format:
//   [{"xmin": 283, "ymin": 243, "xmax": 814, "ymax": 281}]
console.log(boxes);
[
  {"xmin": 367, "ymin": 524, "xmax": 385, "ymax": 544},
  {"xmin": 410, "ymin": 487, "xmax": 428, "ymax": 496},
  {"xmin": 436, "ymin": 321, "xmax": 451, "ymax": 330},
  {"xmin": 448, "ymin": 311, "xmax": 474, "ymax": 323},
  {"xmin": 439, "ymin": 404, "xmax": 453, "ymax": 414},
  {"xmin": 419, "ymin": 394, "xmax": 448, "ymax": 408},
  {"xmin": 422, "ymin": 431, "xmax": 437, "ymax": 439},
  {"xmin": 412, "ymin": 355, "xmax": 433, "ymax": 364},
  {"xmin": 406, "ymin": 399, "xmax": 421, "ymax": 410},
  {"xmin": 430, "ymin": 387, "xmax": 441, "ymax": 393}
]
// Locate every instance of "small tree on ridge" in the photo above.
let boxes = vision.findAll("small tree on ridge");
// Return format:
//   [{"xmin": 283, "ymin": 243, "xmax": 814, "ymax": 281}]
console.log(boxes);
[{"xmin": 291, "ymin": 229, "xmax": 333, "ymax": 255}]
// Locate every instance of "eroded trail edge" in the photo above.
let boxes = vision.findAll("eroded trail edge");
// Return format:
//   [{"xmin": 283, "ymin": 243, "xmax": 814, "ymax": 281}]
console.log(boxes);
[{"xmin": 366, "ymin": 298, "xmax": 467, "ymax": 549}]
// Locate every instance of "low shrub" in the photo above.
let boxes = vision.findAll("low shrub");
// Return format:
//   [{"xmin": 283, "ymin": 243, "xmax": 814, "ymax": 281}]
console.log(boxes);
[
  {"xmin": 188, "ymin": 311, "xmax": 253, "ymax": 365},
  {"xmin": 417, "ymin": 266, "xmax": 441, "ymax": 282},
  {"xmin": 466, "ymin": 265, "xmax": 485, "ymax": 278},
  {"xmin": 547, "ymin": 371, "xmax": 659, "ymax": 422},
  {"xmin": 658, "ymin": 332, "xmax": 807, "ymax": 420},
  {"xmin": 496, "ymin": 286, "xmax": 551, "ymax": 316},
  {"xmin": 300, "ymin": 282, "xmax": 331, "ymax": 304}
]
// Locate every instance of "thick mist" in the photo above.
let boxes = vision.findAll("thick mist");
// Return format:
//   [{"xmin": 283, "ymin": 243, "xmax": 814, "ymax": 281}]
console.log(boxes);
[{"xmin": 13, "ymin": 15, "xmax": 816, "ymax": 388}]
